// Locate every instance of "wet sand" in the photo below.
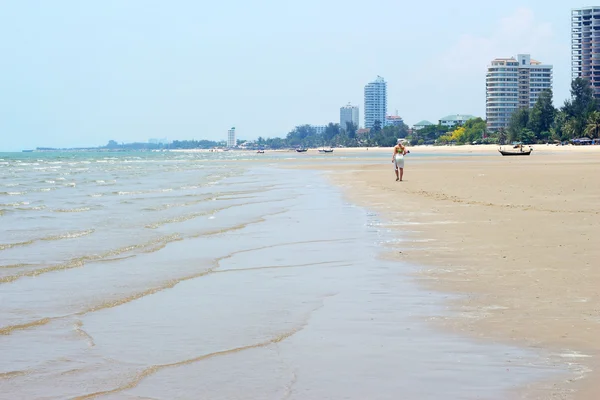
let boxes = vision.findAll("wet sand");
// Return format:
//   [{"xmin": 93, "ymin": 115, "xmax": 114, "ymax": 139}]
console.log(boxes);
[
  {"xmin": 1, "ymin": 152, "xmax": 570, "ymax": 399},
  {"xmin": 310, "ymin": 146, "xmax": 600, "ymax": 399}
]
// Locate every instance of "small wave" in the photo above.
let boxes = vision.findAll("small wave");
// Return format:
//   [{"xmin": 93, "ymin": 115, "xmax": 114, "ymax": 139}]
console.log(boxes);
[
  {"xmin": 0, "ymin": 233, "xmax": 182, "ymax": 284},
  {"xmin": 0, "ymin": 240, "xmax": 34, "ymax": 251},
  {"xmin": 42, "ymin": 229, "xmax": 95, "ymax": 240},
  {"xmin": 54, "ymin": 207, "xmax": 91, "ymax": 213},
  {"xmin": 0, "ymin": 229, "xmax": 94, "ymax": 251},
  {"xmin": 4, "ymin": 183, "xmax": 19, "ymax": 187},
  {"xmin": 90, "ymin": 193, "xmax": 103, "ymax": 198},
  {"xmin": 0, "ymin": 201, "xmax": 29, "ymax": 207},
  {"xmin": 1, "ymin": 192, "xmax": 26, "ymax": 196},
  {"xmin": 44, "ymin": 180, "xmax": 55, "ymax": 184},
  {"xmin": 115, "ymin": 190, "xmax": 144, "ymax": 195},
  {"xmin": 0, "ymin": 318, "xmax": 52, "ymax": 335},
  {"xmin": 0, "ymin": 262, "xmax": 38, "ymax": 269},
  {"xmin": 39, "ymin": 188, "xmax": 52, "ymax": 192},
  {"xmin": 17, "ymin": 205, "xmax": 46, "ymax": 211}
]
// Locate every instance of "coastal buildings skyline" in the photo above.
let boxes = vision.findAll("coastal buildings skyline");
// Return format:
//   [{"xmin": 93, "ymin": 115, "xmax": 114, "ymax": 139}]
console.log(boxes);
[
  {"xmin": 571, "ymin": 6, "xmax": 600, "ymax": 98},
  {"xmin": 1, "ymin": 4, "xmax": 588, "ymax": 151},
  {"xmin": 486, "ymin": 54, "xmax": 553, "ymax": 131},
  {"xmin": 364, "ymin": 76, "xmax": 387, "ymax": 129}
]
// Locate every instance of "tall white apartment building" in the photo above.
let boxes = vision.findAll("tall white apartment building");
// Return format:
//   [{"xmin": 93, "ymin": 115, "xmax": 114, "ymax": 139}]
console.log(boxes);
[
  {"xmin": 364, "ymin": 76, "xmax": 387, "ymax": 129},
  {"xmin": 572, "ymin": 7, "xmax": 600, "ymax": 97},
  {"xmin": 486, "ymin": 54, "xmax": 553, "ymax": 131},
  {"xmin": 340, "ymin": 103, "xmax": 359, "ymax": 130},
  {"xmin": 227, "ymin": 127, "xmax": 236, "ymax": 148}
]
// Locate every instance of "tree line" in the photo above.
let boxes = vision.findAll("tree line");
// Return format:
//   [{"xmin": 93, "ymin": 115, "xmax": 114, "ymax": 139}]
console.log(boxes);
[
  {"xmin": 256, "ymin": 121, "xmax": 410, "ymax": 149},
  {"xmin": 505, "ymin": 77, "xmax": 600, "ymax": 144}
]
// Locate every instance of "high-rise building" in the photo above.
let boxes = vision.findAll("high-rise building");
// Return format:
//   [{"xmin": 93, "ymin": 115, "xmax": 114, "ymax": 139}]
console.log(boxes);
[
  {"xmin": 364, "ymin": 76, "xmax": 387, "ymax": 129},
  {"xmin": 486, "ymin": 54, "xmax": 553, "ymax": 131},
  {"xmin": 572, "ymin": 7, "xmax": 600, "ymax": 97},
  {"xmin": 227, "ymin": 127, "xmax": 236, "ymax": 148},
  {"xmin": 340, "ymin": 103, "xmax": 359, "ymax": 130}
]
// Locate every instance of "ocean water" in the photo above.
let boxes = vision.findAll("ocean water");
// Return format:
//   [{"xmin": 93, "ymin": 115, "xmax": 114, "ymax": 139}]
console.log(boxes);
[{"xmin": 0, "ymin": 151, "xmax": 565, "ymax": 399}]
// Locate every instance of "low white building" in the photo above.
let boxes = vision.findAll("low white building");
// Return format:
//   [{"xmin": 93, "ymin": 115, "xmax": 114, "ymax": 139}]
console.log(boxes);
[
  {"xmin": 413, "ymin": 120, "xmax": 434, "ymax": 130},
  {"xmin": 439, "ymin": 114, "xmax": 476, "ymax": 127},
  {"xmin": 312, "ymin": 125, "xmax": 327, "ymax": 135},
  {"xmin": 385, "ymin": 115, "xmax": 404, "ymax": 127}
]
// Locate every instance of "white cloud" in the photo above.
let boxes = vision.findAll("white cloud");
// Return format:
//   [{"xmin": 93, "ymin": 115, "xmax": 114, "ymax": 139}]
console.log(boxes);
[
  {"xmin": 402, "ymin": 7, "xmax": 567, "ymax": 123},
  {"xmin": 435, "ymin": 8, "xmax": 555, "ymax": 76}
]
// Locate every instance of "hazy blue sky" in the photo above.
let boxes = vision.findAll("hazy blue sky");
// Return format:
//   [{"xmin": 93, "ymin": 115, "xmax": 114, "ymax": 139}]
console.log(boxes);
[{"xmin": 0, "ymin": 1, "xmax": 586, "ymax": 151}]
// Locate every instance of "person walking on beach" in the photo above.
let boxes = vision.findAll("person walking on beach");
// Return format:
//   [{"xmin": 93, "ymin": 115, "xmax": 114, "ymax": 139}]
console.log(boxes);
[{"xmin": 392, "ymin": 139, "xmax": 408, "ymax": 181}]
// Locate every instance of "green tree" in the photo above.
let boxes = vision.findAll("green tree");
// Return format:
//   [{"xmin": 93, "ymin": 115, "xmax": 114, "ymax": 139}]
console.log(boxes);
[
  {"xmin": 528, "ymin": 89, "xmax": 555, "ymax": 136},
  {"xmin": 324, "ymin": 123, "xmax": 340, "ymax": 142},
  {"xmin": 462, "ymin": 117, "xmax": 487, "ymax": 144},
  {"xmin": 345, "ymin": 122, "xmax": 357, "ymax": 139},
  {"xmin": 508, "ymin": 108, "xmax": 530, "ymax": 143},
  {"xmin": 497, "ymin": 128, "xmax": 507, "ymax": 145},
  {"xmin": 521, "ymin": 128, "xmax": 536, "ymax": 144},
  {"xmin": 372, "ymin": 120, "xmax": 382, "ymax": 133},
  {"xmin": 585, "ymin": 111, "xmax": 600, "ymax": 138}
]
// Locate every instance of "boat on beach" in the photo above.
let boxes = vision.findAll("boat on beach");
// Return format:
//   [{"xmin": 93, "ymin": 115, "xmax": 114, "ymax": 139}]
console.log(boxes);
[
  {"xmin": 318, "ymin": 148, "xmax": 334, "ymax": 153},
  {"xmin": 296, "ymin": 148, "xmax": 308, "ymax": 153},
  {"xmin": 498, "ymin": 144, "xmax": 532, "ymax": 156}
]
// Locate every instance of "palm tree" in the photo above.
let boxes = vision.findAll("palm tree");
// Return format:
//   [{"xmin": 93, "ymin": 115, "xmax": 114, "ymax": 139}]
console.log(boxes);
[
  {"xmin": 585, "ymin": 111, "xmax": 600, "ymax": 138},
  {"xmin": 563, "ymin": 119, "xmax": 579, "ymax": 140}
]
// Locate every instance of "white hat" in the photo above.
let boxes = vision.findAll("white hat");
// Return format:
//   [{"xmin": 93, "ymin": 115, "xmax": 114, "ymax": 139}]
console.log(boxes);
[{"xmin": 397, "ymin": 139, "xmax": 403, "ymax": 144}]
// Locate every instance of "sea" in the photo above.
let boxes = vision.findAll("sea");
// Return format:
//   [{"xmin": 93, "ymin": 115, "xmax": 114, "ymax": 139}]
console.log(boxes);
[{"xmin": 0, "ymin": 151, "xmax": 570, "ymax": 399}]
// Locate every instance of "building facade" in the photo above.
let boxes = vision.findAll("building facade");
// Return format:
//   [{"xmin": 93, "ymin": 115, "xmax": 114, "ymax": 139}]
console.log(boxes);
[
  {"xmin": 385, "ymin": 115, "xmax": 404, "ymax": 127},
  {"xmin": 364, "ymin": 76, "xmax": 387, "ymax": 129},
  {"xmin": 340, "ymin": 103, "xmax": 359, "ymax": 130},
  {"xmin": 439, "ymin": 114, "xmax": 476, "ymax": 127},
  {"xmin": 486, "ymin": 54, "xmax": 553, "ymax": 131},
  {"xmin": 227, "ymin": 127, "xmax": 236, "ymax": 148},
  {"xmin": 572, "ymin": 7, "xmax": 600, "ymax": 97},
  {"xmin": 312, "ymin": 125, "xmax": 326, "ymax": 135}
]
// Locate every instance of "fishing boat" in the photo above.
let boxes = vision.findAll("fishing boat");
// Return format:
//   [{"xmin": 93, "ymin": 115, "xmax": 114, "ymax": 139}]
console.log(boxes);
[
  {"xmin": 498, "ymin": 144, "xmax": 532, "ymax": 156},
  {"xmin": 318, "ymin": 148, "xmax": 334, "ymax": 153},
  {"xmin": 296, "ymin": 148, "xmax": 308, "ymax": 153},
  {"xmin": 256, "ymin": 150, "xmax": 265, "ymax": 154}
]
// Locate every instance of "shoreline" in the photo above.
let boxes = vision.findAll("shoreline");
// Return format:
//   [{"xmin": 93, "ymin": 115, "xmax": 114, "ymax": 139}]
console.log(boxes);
[{"xmin": 306, "ymin": 150, "xmax": 600, "ymax": 399}]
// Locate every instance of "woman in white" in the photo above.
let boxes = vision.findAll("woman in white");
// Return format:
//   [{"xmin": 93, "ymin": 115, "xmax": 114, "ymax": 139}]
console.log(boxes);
[{"xmin": 392, "ymin": 139, "xmax": 408, "ymax": 181}]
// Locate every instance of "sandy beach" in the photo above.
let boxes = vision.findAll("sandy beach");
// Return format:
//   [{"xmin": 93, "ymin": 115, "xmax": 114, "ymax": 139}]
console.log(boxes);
[
  {"xmin": 307, "ymin": 145, "xmax": 600, "ymax": 399},
  {"xmin": 2, "ymin": 148, "xmax": 599, "ymax": 399}
]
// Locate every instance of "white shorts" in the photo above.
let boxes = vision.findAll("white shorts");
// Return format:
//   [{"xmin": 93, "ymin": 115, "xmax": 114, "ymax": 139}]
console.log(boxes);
[{"xmin": 394, "ymin": 155, "xmax": 404, "ymax": 169}]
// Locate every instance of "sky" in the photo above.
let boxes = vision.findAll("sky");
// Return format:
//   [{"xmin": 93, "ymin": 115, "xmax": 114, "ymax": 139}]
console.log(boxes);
[{"xmin": 0, "ymin": 0, "xmax": 588, "ymax": 151}]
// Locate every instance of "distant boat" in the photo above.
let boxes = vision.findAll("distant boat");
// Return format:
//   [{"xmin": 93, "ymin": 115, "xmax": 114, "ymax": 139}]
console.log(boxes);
[
  {"xmin": 499, "ymin": 144, "xmax": 532, "ymax": 156},
  {"xmin": 257, "ymin": 150, "xmax": 265, "ymax": 154},
  {"xmin": 318, "ymin": 148, "xmax": 334, "ymax": 153},
  {"xmin": 296, "ymin": 148, "xmax": 308, "ymax": 153},
  {"xmin": 22, "ymin": 149, "xmax": 34, "ymax": 153}
]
